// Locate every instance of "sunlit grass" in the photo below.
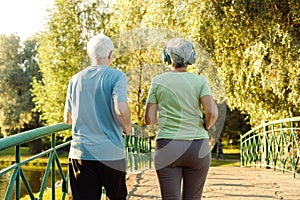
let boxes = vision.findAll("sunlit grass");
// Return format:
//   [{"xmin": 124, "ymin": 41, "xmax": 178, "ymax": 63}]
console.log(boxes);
[
  {"xmin": 223, "ymin": 148, "xmax": 240, "ymax": 154},
  {"xmin": 210, "ymin": 159, "xmax": 240, "ymax": 167},
  {"xmin": 21, "ymin": 187, "xmax": 67, "ymax": 200},
  {"xmin": 0, "ymin": 147, "xmax": 69, "ymax": 166},
  {"xmin": 1, "ymin": 147, "xmax": 241, "ymax": 167}
]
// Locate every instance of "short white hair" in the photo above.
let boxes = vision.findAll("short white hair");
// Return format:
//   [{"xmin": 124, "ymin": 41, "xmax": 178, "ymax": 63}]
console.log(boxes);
[{"xmin": 87, "ymin": 33, "xmax": 114, "ymax": 61}]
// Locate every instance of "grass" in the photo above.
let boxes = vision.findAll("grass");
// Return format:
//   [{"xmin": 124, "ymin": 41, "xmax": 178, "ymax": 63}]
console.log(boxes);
[
  {"xmin": 210, "ymin": 148, "xmax": 240, "ymax": 167},
  {"xmin": 210, "ymin": 159, "xmax": 240, "ymax": 167},
  {"xmin": 0, "ymin": 146, "xmax": 69, "ymax": 166},
  {"xmin": 0, "ymin": 147, "xmax": 240, "ymax": 167},
  {"xmin": 21, "ymin": 188, "xmax": 67, "ymax": 200}
]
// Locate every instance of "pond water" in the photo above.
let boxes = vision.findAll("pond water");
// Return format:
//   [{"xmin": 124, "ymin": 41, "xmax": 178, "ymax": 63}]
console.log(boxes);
[
  {"xmin": 0, "ymin": 152, "xmax": 153, "ymax": 199},
  {"xmin": 0, "ymin": 164, "xmax": 68, "ymax": 199}
]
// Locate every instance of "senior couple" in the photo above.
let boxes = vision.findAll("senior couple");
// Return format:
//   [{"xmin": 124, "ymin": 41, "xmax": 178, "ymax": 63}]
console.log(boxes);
[{"xmin": 64, "ymin": 34, "xmax": 218, "ymax": 200}]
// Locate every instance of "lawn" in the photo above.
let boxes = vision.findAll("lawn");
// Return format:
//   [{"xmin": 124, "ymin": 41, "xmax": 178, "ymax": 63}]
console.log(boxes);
[
  {"xmin": 210, "ymin": 148, "xmax": 240, "ymax": 167},
  {"xmin": 0, "ymin": 146, "xmax": 69, "ymax": 166},
  {"xmin": 1, "ymin": 146, "xmax": 240, "ymax": 167}
]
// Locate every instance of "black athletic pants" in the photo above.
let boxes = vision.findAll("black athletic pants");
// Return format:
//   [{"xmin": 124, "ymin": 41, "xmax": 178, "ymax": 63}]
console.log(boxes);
[{"xmin": 68, "ymin": 158, "xmax": 127, "ymax": 200}]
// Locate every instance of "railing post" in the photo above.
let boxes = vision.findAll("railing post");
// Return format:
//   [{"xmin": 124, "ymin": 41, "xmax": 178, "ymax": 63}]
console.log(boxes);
[
  {"xmin": 264, "ymin": 122, "xmax": 270, "ymax": 169},
  {"xmin": 149, "ymin": 138, "xmax": 152, "ymax": 169},
  {"xmin": 15, "ymin": 145, "xmax": 20, "ymax": 200},
  {"xmin": 52, "ymin": 133, "xmax": 56, "ymax": 200},
  {"xmin": 240, "ymin": 135, "xmax": 243, "ymax": 167},
  {"xmin": 290, "ymin": 121, "xmax": 296, "ymax": 178}
]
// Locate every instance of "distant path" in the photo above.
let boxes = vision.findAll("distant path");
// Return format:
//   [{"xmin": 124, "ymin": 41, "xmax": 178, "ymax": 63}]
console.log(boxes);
[{"xmin": 126, "ymin": 166, "xmax": 300, "ymax": 200}]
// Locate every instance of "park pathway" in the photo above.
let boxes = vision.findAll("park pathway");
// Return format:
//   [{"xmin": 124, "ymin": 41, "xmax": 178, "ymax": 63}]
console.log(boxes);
[{"xmin": 126, "ymin": 166, "xmax": 300, "ymax": 200}]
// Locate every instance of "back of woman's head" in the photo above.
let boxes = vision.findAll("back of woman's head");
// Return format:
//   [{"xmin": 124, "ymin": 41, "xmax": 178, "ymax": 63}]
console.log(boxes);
[
  {"xmin": 87, "ymin": 33, "xmax": 114, "ymax": 62},
  {"xmin": 165, "ymin": 38, "xmax": 196, "ymax": 68}
]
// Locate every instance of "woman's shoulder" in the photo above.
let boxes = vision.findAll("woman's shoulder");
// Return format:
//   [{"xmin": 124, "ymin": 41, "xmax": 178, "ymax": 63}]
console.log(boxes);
[
  {"xmin": 185, "ymin": 72, "xmax": 206, "ymax": 81},
  {"xmin": 152, "ymin": 72, "xmax": 170, "ymax": 80}
]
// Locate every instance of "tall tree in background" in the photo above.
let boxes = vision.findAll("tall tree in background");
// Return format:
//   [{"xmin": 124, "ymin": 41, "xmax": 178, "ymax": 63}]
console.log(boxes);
[
  {"xmin": 0, "ymin": 35, "xmax": 41, "ymax": 137},
  {"xmin": 32, "ymin": 0, "xmax": 112, "ymax": 125},
  {"xmin": 0, "ymin": 34, "xmax": 21, "ymax": 137},
  {"xmin": 142, "ymin": 0, "xmax": 299, "ymax": 127},
  {"xmin": 108, "ymin": 1, "xmax": 174, "ymax": 126},
  {"xmin": 183, "ymin": 0, "xmax": 300, "ymax": 126}
]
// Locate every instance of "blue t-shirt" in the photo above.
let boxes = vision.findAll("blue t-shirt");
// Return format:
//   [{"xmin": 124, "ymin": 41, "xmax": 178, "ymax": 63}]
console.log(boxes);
[{"xmin": 64, "ymin": 65, "xmax": 128, "ymax": 160}]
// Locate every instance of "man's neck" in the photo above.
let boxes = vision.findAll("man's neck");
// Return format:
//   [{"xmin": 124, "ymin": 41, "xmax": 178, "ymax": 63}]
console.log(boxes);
[{"xmin": 92, "ymin": 58, "xmax": 110, "ymax": 66}]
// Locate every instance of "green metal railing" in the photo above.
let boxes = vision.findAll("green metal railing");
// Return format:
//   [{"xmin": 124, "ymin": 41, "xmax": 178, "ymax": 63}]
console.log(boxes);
[
  {"xmin": 240, "ymin": 117, "xmax": 300, "ymax": 178},
  {"xmin": 0, "ymin": 123, "xmax": 152, "ymax": 200}
]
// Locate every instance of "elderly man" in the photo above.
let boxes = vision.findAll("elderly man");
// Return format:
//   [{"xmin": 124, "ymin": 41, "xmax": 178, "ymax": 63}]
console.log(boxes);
[{"xmin": 64, "ymin": 33, "xmax": 131, "ymax": 200}]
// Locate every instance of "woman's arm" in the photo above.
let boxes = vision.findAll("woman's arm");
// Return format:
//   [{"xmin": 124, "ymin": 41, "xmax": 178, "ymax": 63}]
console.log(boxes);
[
  {"xmin": 144, "ymin": 103, "xmax": 158, "ymax": 125},
  {"xmin": 200, "ymin": 95, "xmax": 218, "ymax": 130}
]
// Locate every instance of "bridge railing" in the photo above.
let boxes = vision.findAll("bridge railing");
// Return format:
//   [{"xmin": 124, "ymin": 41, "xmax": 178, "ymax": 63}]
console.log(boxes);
[
  {"xmin": 240, "ymin": 117, "xmax": 300, "ymax": 178},
  {"xmin": 0, "ymin": 123, "xmax": 152, "ymax": 200}
]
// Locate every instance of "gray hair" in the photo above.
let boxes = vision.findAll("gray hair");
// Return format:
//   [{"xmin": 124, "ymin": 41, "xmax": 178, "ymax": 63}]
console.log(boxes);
[
  {"xmin": 87, "ymin": 33, "xmax": 114, "ymax": 63},
  {"xmin": 165, "ymin": 38, "xmax": 195, "ymax": 67}
]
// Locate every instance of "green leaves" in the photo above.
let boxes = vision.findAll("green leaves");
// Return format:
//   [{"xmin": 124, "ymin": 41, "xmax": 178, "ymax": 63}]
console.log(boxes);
[
  {"xmin": 30, "ymin": 0, "xmax": 299, "ymax": 130},
  {"xmin": 0, "ymin": 35, "xmax": 41, "ymax": 136}
]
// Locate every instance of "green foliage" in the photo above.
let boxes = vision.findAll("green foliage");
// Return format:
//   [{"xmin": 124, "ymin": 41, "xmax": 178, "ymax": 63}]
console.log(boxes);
[
  {"xmin": 0, "ymin": 35, "xmax": 41, "ymax": 136},
  {"xmin": 149, "ymin": 0, "xmax": 300, "ymax": 126},
  {"xmin": 191, "ymin": 0, "xmax": 300, "ymax": 126},
  {"xmin": 32, "ymin": 0, "xmax": 85, "ymax": 125},
  {"xmin": 31, "ymin": 0, "xmax": 111, "ymax": 125},
  {"xmin": 221, "ymin": 106, "xmax": 251, "ymax": 146},
  {"xmin": 31, "ymin": 0, "xmax": 299, "ymax": 138}
]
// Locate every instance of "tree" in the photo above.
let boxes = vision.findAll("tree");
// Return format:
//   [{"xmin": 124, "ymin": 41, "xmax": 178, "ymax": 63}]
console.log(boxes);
[
  {"xmin": 183, "ymin": 0, "xmax": 300, "ymax": 126},
  {"xmin": 0, "ymin": 35, "xmax": 41, "ymax": 137},
  {"xmin": 32, "ymin": 0, "xmax": 299, "ymax": 141},
  {"xmin": 108, "ymin": 0, "xmax": 226, "ymax": 130},
  {"xmin": 32, "ymin": 0, "xmax": 112, "ymax": 126},
  {"xmin": 0, "ymin": 34, "xmax": 21, "ymax": 136},
  {"xmin": 20, "ymin": 38, "xmax": 43, "ymax": 129}
]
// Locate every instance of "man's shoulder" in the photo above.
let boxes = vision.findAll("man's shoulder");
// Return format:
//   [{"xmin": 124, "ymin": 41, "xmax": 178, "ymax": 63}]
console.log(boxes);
[{"xmin": 106, "ymin": 67, "xmax": 126, "ymax": 76}]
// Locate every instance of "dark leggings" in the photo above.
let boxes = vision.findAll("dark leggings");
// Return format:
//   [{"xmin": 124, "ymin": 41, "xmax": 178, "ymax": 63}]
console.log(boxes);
[{"xmin": 154, "ymin": 139, "xmax": 211, "ymax": 200}]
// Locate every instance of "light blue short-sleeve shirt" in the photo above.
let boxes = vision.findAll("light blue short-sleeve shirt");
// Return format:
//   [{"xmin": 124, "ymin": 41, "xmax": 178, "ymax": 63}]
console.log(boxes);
[
  {"xmin": 146, "ymin": 72, "xmax": 212, "ymax": 140},
  {"xmin": 64, "ymin": 66, "xmax": 128, "ymax": 161}
]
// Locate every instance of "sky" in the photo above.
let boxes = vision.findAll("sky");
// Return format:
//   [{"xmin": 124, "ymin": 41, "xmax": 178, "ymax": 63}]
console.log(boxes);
[{"xmin": 0, "ymin": 0, "xmax": 54, "ymax": 41}]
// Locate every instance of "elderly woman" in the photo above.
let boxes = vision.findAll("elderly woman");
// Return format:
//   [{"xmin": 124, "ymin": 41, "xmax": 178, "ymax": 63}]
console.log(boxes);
[{"xmin": 145, "ymin": 38, "xmax": 219, "ymax": 200}]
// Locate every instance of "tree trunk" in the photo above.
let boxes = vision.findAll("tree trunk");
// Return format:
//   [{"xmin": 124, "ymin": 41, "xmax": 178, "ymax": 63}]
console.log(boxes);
[{"xmin": 29, "ymin": 138, "xmax": 43, "ymax": 154}]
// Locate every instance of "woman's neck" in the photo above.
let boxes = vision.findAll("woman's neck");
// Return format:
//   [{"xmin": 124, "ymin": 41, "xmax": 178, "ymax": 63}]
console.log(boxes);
[{"xmin": 172, "ymin": 67, "xmax": 187, "ymax": 72}]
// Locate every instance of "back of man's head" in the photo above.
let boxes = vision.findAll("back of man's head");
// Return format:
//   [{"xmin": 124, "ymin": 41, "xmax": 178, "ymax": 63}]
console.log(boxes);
[{"xmin": 87, "ymin": 33, "xmax": 114, "ymax": 63}]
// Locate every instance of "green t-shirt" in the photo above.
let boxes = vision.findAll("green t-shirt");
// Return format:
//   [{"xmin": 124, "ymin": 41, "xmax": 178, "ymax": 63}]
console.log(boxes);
[{"xmin": 147, "ymin": 72, "xmax": 212, "ymax": 140}]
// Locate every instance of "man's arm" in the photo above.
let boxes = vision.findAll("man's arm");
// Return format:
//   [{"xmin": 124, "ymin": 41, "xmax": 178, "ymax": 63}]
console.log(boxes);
[
  {"xmin": 114, "ymin": 101, "xmax": 132, "ymax": 134},
  {"xmin": 64, "ymin": 111, "xmax": 72, "ymax": 125}
]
